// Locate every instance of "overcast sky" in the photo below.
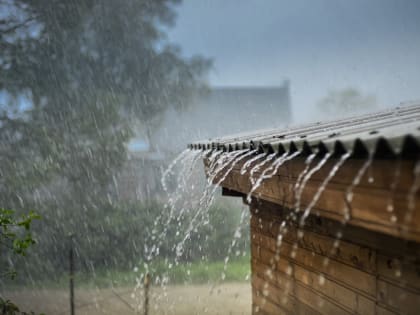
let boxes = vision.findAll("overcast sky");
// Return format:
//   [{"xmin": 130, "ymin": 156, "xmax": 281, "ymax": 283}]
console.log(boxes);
[{"xmin": 168, "ymin": 0, "xmax": 420, "ymax": 122}]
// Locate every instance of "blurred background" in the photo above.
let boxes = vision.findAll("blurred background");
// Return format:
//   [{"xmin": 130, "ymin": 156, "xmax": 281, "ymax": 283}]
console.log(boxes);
[{"xmin": 0, "ymin": 0, "xmax": 419, "ymax": 314}]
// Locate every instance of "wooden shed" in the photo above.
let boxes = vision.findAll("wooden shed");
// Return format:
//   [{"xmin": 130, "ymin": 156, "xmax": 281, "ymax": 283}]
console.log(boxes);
[{"xmin": 189, "ymin": 104, "xmax": 420, "ymax": 315}]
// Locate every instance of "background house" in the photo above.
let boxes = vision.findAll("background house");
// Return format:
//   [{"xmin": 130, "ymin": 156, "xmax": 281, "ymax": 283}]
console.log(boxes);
[
  {"xmin": 155, "ymin": 80, "xmax": 291, "ymax": 153},
  {"xmin": 118, "ymin": 81, "xmax": 292, "ymax": 201}
]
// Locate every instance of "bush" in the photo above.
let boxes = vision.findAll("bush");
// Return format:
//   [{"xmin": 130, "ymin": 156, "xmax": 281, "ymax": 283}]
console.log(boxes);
[{"xmin": 3, "ymin": 199, "xmax": 250, "ymax": 286}]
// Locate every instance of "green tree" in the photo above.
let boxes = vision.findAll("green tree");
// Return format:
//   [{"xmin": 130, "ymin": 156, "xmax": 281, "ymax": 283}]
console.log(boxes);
[
  {"xmin": 0, "ymin": 208, "xmax": 43, "ymax": 314},
  {"xmin": 317, "ymin": 88, "xmax": 376, "ymax": 116},
  {"xmin": 0, "ymin": 208, "xmax": 40, "ymax": 279},
  {"xmin": 0, "ymin": 0, "xmax": 210, "ymax": 276}
]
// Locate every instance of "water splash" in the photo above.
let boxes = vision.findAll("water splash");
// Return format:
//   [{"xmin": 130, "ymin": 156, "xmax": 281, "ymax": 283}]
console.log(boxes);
[
  {"xmin": 133, "ymin": 148, "xmax": 209, "ymax": 305},
  {"xmin": 343, "ymin": 154, "xmax": 373, "ymax": 223},
  {"xmin": 295, "ymin": 152, "xmax": 332, "ymax": 214},
  {"xmin": 323, "ymin": 154, "xmax": 372, "ymax": 271},
  {"xmin": 215, "ymin": 205, "xmax": 249, "ymax": 288},
  {"xmin": 155, "ymin": 150, "xmax": 205, "ymax": 250},
  {"xmin": 246, "ymin": 151, "xmax": 301, "ymax": 203},
  {"xmin": 146, "ymin": 149, "xmax": 203, "ymax": 261},
  {"xmin": 137, "ymin": 146, "xmax": 368, "ymax": 313},
  {"xmin": 299, "ymin": 152, "xmax": 351, "ymax": 227},
  {"xmin": 174, "ymin": 149, "xmax": 254, "ymax": 260},
  {"xmin": 205, "ymin": 150, "xmax": 225, "ymax": 178},
  {"xmin": 255, "ymin": 152, "xmax": 318, "ymax": 291},
  {"xmin": 249, "ymin": 153, "xmax": 277, "ymax": 185},
  {"xmin": 294, "ymin": 153, "xmax": 317, "ymax": 199},
  {"xmin": 240, "ymin": 152, "xmax": 267, "ymax": 175},
  {"xmin": 387, "ymin": 159, "xmax": 401, "ymax": 224},
  {"xmin": 288, "ymin": 152, "xmax": 334, "ymax": 260},
  {"xmin": 161, "ymin": 149, "xmax": 191, "ymax": 193},
  {"xmin": 209, "ymin": 150, "xmax": 245, "ymax": 179},
  {"xmin": 214, "ymin": 149, "xmax": 258, "ymax": 187}
]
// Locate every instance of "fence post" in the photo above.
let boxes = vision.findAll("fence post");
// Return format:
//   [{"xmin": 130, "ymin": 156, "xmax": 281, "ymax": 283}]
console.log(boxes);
[
  {"xmin": 144, "ymin": 273, "xmax": 150, "ymax": 315},
  {"xmin": 69, "ymin": 234, "xmax": 75, "ymax": 315}
]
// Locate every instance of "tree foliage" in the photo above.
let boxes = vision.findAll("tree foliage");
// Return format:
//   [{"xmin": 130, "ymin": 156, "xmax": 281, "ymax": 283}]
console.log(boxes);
[
  {"xmin": 0, "ymin": 297, "xmax": 44, "ymax": 315},
  {"xmin": 0, "ymin": 208, "xmax": 43, "ymax": 314},
  {"xmin": 0, "ymin": 0, "xmax": 210, "ymax": 207},
  {"xmin": 0, "ymin": 208, "xmax": 40, "ymax": 279},
  {"xmin": 316, "ymin": 87, "xmax": 376, "ymax": 117},
  {"xmin": 0, "ymin": 0, "xmax": 210, "ymax": 277}
]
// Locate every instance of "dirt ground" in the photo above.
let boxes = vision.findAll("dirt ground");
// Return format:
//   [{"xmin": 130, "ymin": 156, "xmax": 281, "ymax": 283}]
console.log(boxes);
[{"xmin": 3, "ymin": 282, "xmax": 251, "ymax": 315}]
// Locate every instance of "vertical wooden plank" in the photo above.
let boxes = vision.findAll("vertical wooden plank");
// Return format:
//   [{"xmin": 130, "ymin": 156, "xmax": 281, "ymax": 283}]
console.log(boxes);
[
  {"xmin": 249, "ymin": 199, "xmax": 420, "ymax": 315},
  {"xmin": 377, "ymin": 280, "xmax": 420, "ymax": 315}
]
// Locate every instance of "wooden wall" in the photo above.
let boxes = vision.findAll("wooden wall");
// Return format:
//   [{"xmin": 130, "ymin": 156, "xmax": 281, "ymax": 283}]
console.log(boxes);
[
  {"xmin": 212, "ymin": 157, "xmax": 420, "ymax": 242},
  {"xmin": 250, "ymin": 198, "xmax": 420, "ymax": 315}
]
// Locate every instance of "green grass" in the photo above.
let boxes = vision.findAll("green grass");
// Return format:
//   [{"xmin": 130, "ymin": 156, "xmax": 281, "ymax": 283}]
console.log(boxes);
[
  {"xmin": 5, "ymin": 256, "xmax": 251, "ymax": 289},
  {"xmin": 89, "ymin": 255, "xmax": 251, "ymax": 287},
  {"xmin": 161, "ymin": 256, "xmax": 251, "ymax": 284}
]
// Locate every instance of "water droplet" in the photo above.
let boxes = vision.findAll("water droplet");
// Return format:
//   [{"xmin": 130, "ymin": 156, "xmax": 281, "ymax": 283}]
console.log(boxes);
[
  {"xmin": 297, "ymin": 230, "xmax": 304, "ymax": 239},
  {"xmin": 343, "ymin": 212, "xmax": 350, "ymax": 221}
]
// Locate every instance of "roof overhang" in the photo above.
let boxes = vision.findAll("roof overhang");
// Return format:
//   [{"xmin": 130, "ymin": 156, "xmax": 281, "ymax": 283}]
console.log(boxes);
[{"xmin": 189, "ymin": 103, "xmax": 420, "ymax": 242}]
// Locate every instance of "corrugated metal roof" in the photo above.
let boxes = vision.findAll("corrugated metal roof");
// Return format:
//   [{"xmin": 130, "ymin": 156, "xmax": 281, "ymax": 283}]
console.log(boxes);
[{"xmin": 188, "ymin": 103, "xmax": 420, "ymax": 158}]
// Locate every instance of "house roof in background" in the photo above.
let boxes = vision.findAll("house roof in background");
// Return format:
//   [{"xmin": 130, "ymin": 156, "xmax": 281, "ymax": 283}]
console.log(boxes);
[
  {"xmin": 155, "ymin": 83, "xmax": 292, "ymax": 153},
  {"xmin": 189, "ymin": 102, "xmax": 420, "ymax": 158},
  {"xmin": 207, "ymin": 83, "xmax": 290, "ymax": 98}
]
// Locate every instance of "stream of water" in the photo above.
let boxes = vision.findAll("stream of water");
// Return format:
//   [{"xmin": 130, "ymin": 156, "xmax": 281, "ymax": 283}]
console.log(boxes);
[{"xmin": 133, "ymin": 146, "xmax": 418, "ymax": 312}]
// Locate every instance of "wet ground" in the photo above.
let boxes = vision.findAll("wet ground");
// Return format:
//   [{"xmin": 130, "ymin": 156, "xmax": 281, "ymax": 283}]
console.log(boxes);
[{"xmin": 4, "ymin": 282, "xmax": 251, "ymax": 315}]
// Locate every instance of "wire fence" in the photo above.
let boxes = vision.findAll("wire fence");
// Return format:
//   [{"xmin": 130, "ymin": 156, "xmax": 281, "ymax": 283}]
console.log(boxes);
[{"xmin": 57, "ymin": 236, "xmax": 149, "ymax": 315}]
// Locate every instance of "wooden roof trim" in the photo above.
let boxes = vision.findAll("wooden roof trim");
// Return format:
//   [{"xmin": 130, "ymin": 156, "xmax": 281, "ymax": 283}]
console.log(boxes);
[
  {"xmin": 189, "ymin": 103, "xmax": 420, "ymax": 159},
  {"xmin": 206, "ymin": 155, "xmax": 420, "ymax": 243}
]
